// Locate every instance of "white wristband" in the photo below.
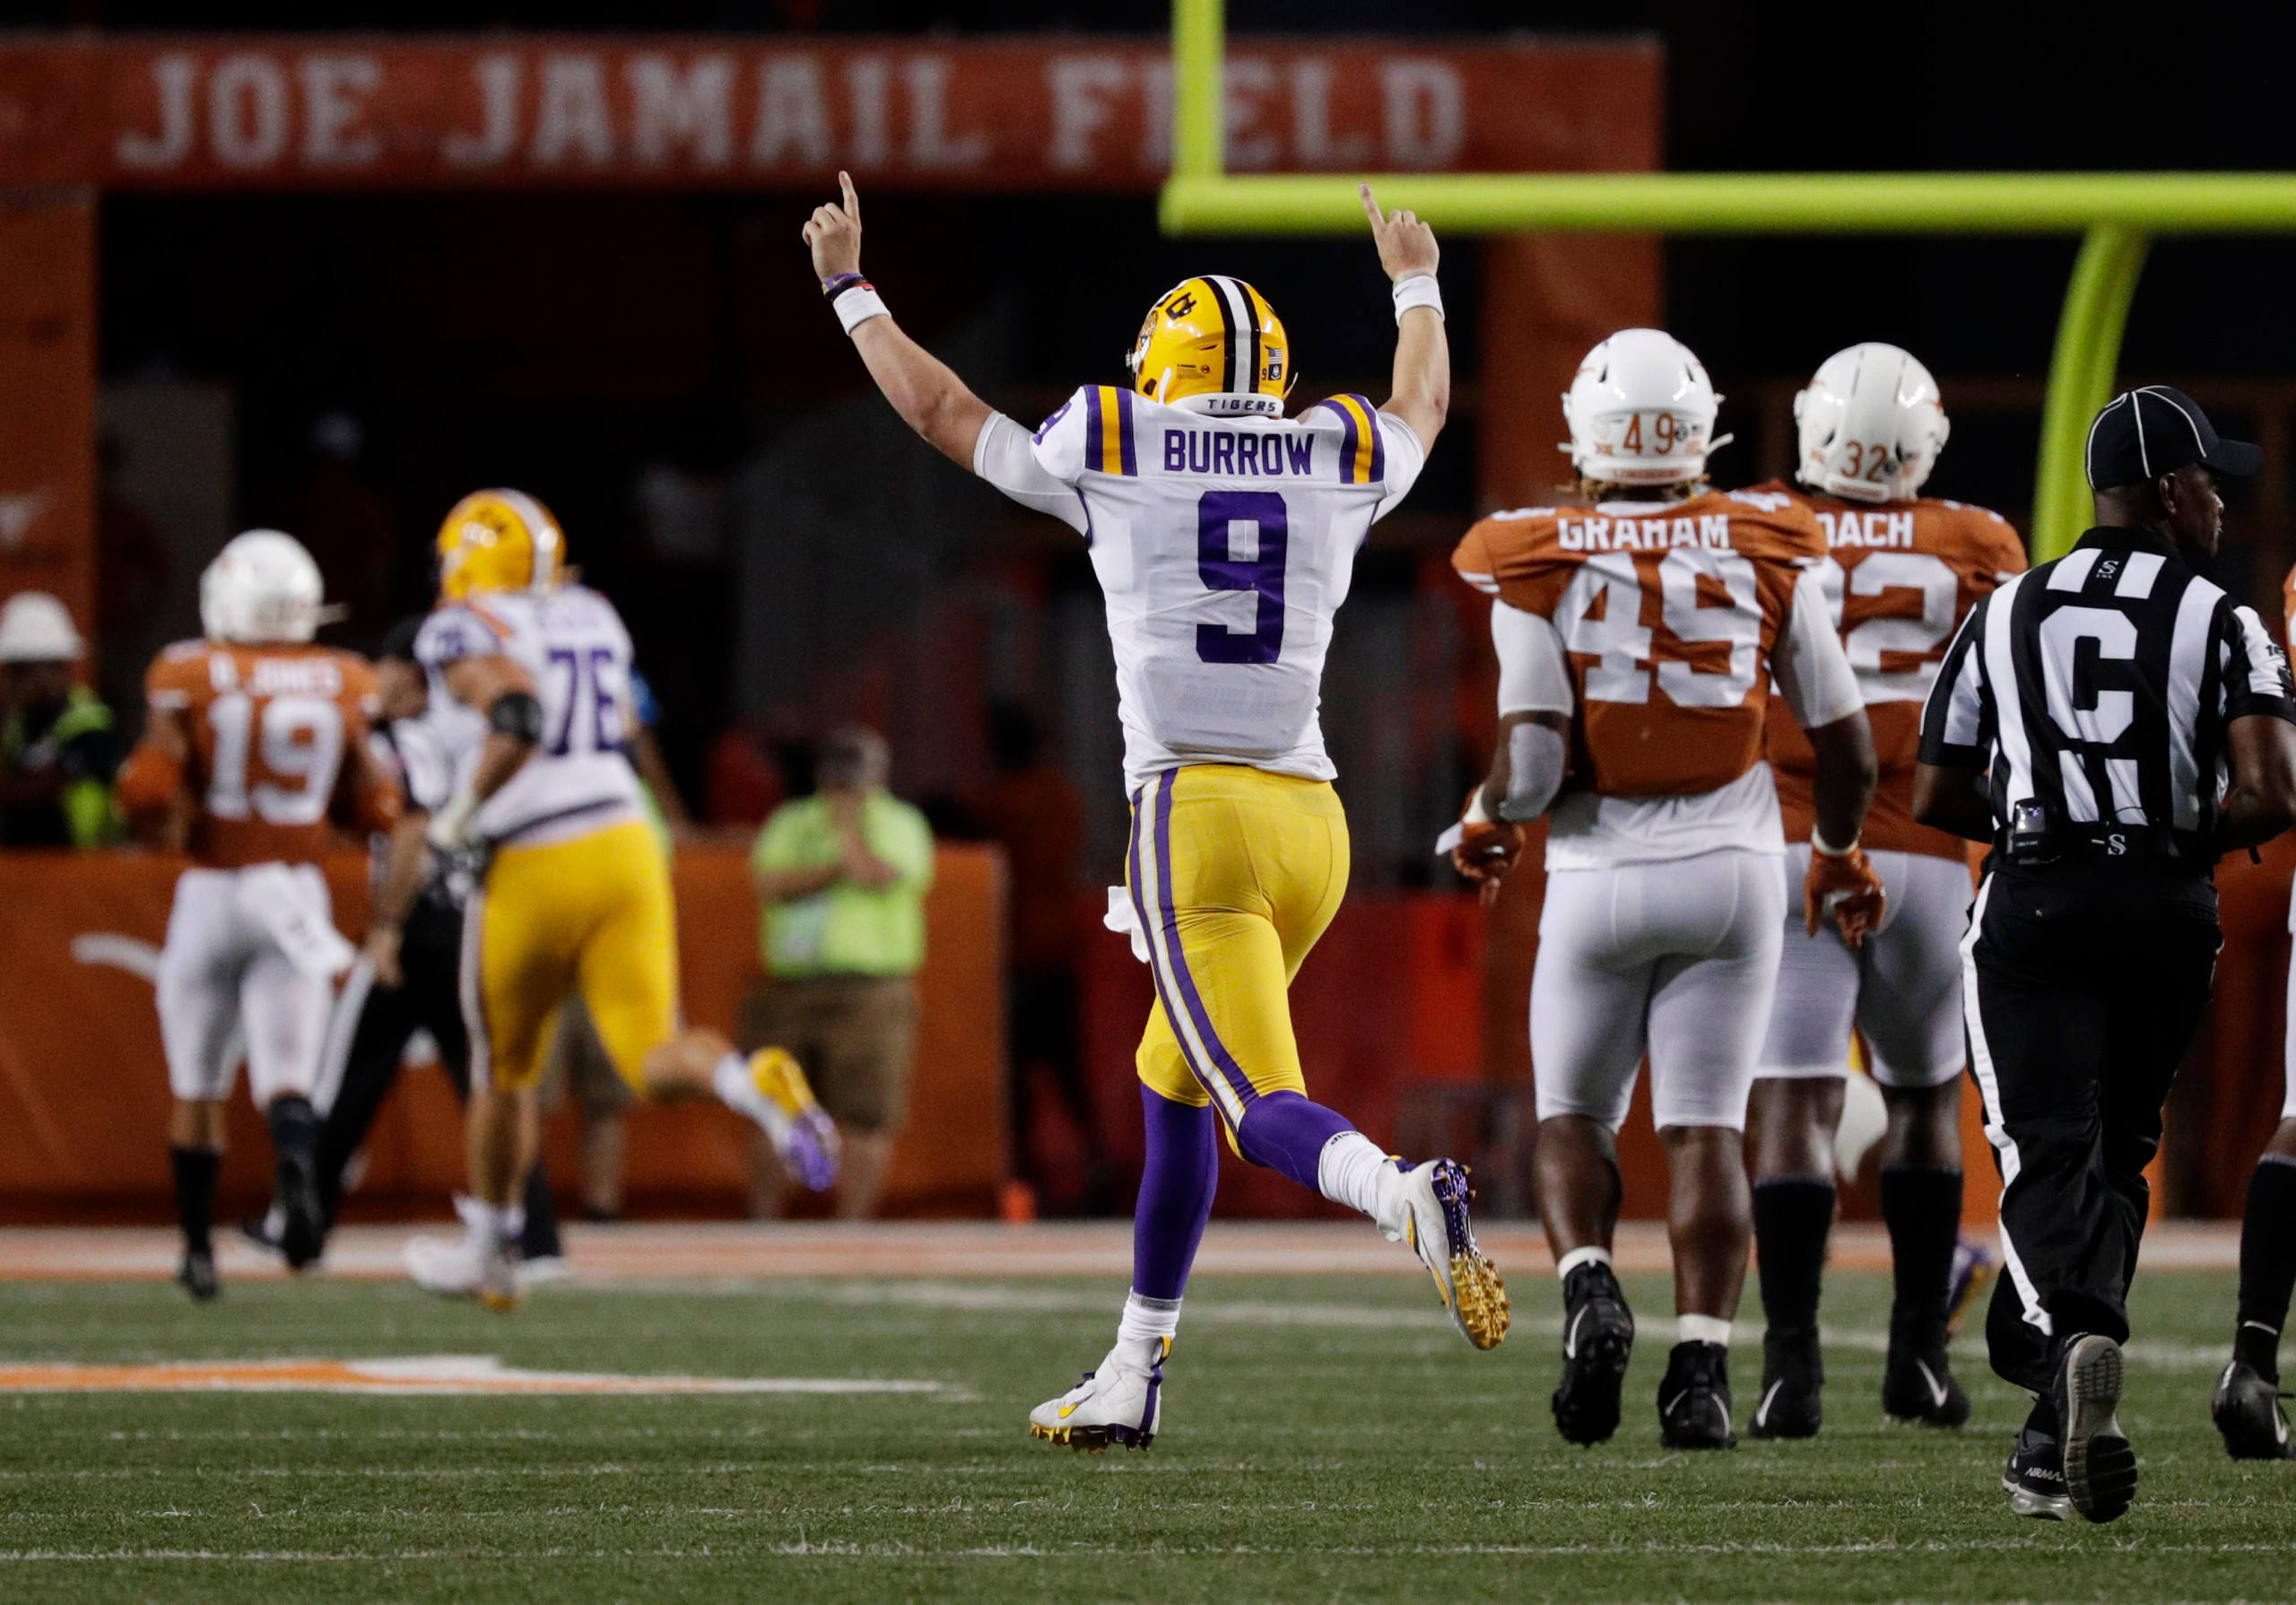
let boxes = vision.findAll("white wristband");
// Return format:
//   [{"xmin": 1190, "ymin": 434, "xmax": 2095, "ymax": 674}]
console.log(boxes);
[
  {"xmin": 832, "ymin": 284, "xmax": 889, "ymax": 336},
  {"xmin": 1392, "ymin": 272, "xmax": 1443, "ymax": 324},
  {"xmin": 1462, "ymin": 787, "xmax": 1491, "ymax": 826},
  {"xmin": 1809, "ymin": 825, "xmax": 1859, "ymax": 857}
]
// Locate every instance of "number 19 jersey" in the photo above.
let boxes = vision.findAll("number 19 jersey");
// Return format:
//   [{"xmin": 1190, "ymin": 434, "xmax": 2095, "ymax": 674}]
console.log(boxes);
[
  {"xmin": 992, "ymin": 386, "xmax": 1425, "ymax": 789},
  {"xmin": 415, "ymin": 584, "xmax": 641, "ymax": 846}
]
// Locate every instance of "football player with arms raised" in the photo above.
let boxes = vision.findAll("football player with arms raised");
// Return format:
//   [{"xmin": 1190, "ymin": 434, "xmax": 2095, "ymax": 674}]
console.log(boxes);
[
  {"xmin": 117, "ymin": 531, "xmax": 402, "ymax": 1298},
  {"xmin": 1449, "ymin": 330, "xmax": 1882, "ymax": 1449},
  {"xmin": 805, "ymin": 172, "xmax": 1503, "ymax": 1452},
  {"xmin": 1738, "ymin": 345, "xmax": 2025, "ymax": 1439},
  {"xmin": 404, "ymin": 491, "xmax": 839, "ymax": 1309}
]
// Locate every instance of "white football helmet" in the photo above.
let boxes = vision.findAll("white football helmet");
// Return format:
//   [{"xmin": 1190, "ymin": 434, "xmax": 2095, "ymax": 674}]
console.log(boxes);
[
  {"xmin": 1562, "ymin": 329, "xmax": 1726, "ymax": 487},
  {"xmin": 200, "ymin": 529, "xmax": 325, "ymax": 644},
  {"xmin": 1794, "ymin": 343, "xmax": 1950, "ymax": 504}
]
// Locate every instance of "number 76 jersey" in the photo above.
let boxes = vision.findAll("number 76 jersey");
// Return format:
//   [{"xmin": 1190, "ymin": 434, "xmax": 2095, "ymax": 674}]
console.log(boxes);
[
  {"xmin": 415, "ymin": 584, "xmax": 641, "ymax": 845},
  {"xmin": 1009, "ymin": 386, "xmax": 1425, "ymax": 790}
]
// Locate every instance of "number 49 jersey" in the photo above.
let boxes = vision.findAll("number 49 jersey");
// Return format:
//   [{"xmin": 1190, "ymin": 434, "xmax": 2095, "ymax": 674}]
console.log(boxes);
[
  {"xmin": 1752, "ymin": 480, "xmax": 2026, "ymax": 859},
  {"xmin": 980, "ymin": 385, "xmax": 1425, "ymax": 789},
  {"xmin": 144, "ymin": 641, "xmax": 387, "ymax": 868},
  {"xmin": 415, "ymin": 584, "xmax": 641, "ymax": 845},
  {"xmin": 1452, "ymin": 489, "xmax": 1831, "ymax": 798}
]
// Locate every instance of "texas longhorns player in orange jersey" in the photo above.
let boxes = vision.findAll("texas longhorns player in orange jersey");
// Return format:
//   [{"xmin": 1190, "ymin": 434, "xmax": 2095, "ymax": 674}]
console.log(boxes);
[
  {"xmin": 1448, "ymin": 330, "xmax": 1881, "ymax": 1451},
  {"xmin": 1738, "ymin": 345, "xmax": 2026, "ymax": 1443},
  {"xmin": 116, "ymin": 532, "xmax": 400, "ymax": 1300}
]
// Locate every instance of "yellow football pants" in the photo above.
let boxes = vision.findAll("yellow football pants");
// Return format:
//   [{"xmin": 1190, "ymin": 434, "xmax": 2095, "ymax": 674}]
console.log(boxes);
[
  {"xmin": 466, "ymin": 818, "xmax": 680, "ymax": 1095},
  {"xmin": 1128, "ymin": 764, "xmax": 1350, "ymax": 1138}
]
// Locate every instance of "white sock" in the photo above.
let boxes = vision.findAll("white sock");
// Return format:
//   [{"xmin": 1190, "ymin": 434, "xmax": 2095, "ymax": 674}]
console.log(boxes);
[
  {"xmin": 710, "ymin": 1051, "xmax": 784, "ymax": 1135},
  {"xmin": 465, "ymin": 1199, "xmax": 518, "ymax": 1247},
  {"xmin": 1679, "ymin": 1313, "xmax": 1733, "ymax": 1348},
  {"xmin": 1318, "ymin": 1131, "xmax": 1393, "ymax": 1222},
  {"xmin": 1555, "ymin": 1246, "xmax": 1613, "ymax": 1281},
  {"xmin": 1117, "ymin": 1292, "xmax": 1182, "ymax": 1349}
]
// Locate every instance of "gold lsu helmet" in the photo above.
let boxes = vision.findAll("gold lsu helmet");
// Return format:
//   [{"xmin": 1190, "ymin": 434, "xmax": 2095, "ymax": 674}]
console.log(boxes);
[
  {"xmin": 435, "ymin": 488, "xmax": 565, "ymax": 601},
  {"xmin": 1126, "ymin": 275, "xmax": 1292, "ymax": 415}
]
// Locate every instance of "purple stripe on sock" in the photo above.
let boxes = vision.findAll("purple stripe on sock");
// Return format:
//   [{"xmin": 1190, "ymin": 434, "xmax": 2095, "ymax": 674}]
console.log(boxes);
[
  {"xmin": 1152, "ymin": 772, "xmax": 1259, "ymax": 1113},
  {"xmin": 1236, "ymin": 1090, "xmax": 1356, "ymax": 1191},
  {"xmin": 1133, "ymin": 1086, "xmax": 1218, "ymax": 1301}
]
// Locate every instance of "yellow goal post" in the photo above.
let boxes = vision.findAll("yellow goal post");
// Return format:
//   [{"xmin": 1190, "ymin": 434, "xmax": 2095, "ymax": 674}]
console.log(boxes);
[{"xmin": 1158, "ymin": 0, "xmax": 2296, "ymax": 561}]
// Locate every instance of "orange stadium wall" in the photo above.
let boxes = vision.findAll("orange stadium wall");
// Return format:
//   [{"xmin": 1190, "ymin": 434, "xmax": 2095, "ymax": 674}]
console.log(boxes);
[{"xmin": 0, "ymin": 843, "xmax": 1006, "ymax": 1223}]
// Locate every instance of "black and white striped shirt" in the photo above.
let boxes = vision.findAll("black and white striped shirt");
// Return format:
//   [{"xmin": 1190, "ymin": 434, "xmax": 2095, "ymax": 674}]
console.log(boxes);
[{"xmin": 1918, "ymin": 526, "xmax": 2296, "ymax": 862}]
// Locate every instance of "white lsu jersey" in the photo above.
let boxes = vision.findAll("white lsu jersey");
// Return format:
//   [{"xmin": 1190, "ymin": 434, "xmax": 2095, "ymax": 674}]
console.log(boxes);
[
  {"xmin": 976, "ymin": 385, "xmax": 1425, "ymax": 789},
  {"xmin": 415, "ymin": 584, "xmax": 641, "ymax": 846}
]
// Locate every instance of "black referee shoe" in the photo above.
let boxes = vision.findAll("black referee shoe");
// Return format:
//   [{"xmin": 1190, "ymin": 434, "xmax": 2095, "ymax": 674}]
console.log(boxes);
[
  {"xmin": 2212, "ymin": 1358, "xmax": 2294, "ymax": 1461},
  {"xmin": 1747, "ymin": 1327, "xmax": 1822, "ymax": 1440},
  {"xmin": 1551, "ymin": 1260, "xmax": 1634, "ymax": 1446},
  {"xmin": 2053, "ymin": 1334, "xmax": 2136, "ymax": 1522},
  {"xmin": 1658, "ymin": 1340, "xmax": 1736, "ymax": 1450},
  {"xmin": 2002, "ymin": 1426, "xmax": 2070, "ymax": 1521}
]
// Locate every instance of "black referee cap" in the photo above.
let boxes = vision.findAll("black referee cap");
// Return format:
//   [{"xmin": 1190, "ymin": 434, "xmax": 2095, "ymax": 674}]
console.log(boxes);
[{"xmin": 2086, "ymin": 386, "xmax": 2261, "ymax": 490}]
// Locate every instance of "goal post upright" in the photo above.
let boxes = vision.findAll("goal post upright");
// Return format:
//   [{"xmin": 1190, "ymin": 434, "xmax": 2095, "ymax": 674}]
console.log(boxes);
[{"xmin": 1158, "ymin": 0, "xmax": 2296, "ymax": 559}]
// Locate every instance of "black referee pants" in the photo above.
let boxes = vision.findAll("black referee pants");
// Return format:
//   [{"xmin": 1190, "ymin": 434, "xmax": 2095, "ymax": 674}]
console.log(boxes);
[
  {"xmin": 317, "ymin": 898, "xmax": 561, "ymax": 1260},
  {"xmin": 1962, "ymin": 860, "xmax": 2220, "ymax": 1394}
]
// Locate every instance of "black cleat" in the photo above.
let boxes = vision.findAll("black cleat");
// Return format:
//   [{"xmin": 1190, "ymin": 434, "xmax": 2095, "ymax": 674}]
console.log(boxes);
[
  {"xmin": 239, "ymin": 1206, "xmax": 285, "ymax": 1260},
  {"xmin": 1747, "ymin": 1327, "xmax": 1822, "ymax": 1440},
  {"xmin": 1883, "ymin": 1315, "xmax": 1971, "ymax": 1428},
  {"xmin": 177, "ymin": 1250, "xmax": 219, "ymax": 1302},
  {"xmin": 1551, "ymin": 1260, "xmax": 1634, "ymax": 1445},
  {"xmin": 1657, "ymin": 1340, "xmax": 1736, "ymax": 1450},
  {"xmin": 2212, "ymin": 1358, "xmax": 2294, "ymax": 1461},
  {"xmin": 275, "ymin": 1151, "xmax": 325, "ymax": 1271},
  {"xmin": 2002, "ymin": 1426, "xmax": 2070, "ymax": 1520},
  {"xmin": 2053, "ymin": 1334, "xmax": 2136, "ymax": 1522}
]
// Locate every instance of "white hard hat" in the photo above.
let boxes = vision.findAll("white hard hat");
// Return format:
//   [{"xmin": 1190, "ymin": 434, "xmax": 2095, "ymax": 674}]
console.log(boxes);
[
  {"xmin": 1561, "ymin": 328, "xmax": 1726, "ymax": 487},
  {"xmin": 201, "ymin": 529, "xmax": 326, "ymax": 645},
  {"xmin": 1794, "ymin": 343, "xmax": 1950, "ymax": 503},
  {"xmin": 0, "ymin": 591, "xmax": 85, "ymax": 664}
]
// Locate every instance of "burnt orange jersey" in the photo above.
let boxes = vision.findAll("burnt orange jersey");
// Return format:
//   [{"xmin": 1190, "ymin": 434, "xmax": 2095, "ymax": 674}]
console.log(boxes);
[
  {"xmin": 1753, "ymin": 481, "xmax": 2026, "ymax": 859},
  {"xmin": 142, "ymin": 641, "xmax": 387, "ymax": 868},
  {"xmin": 1453, "ymin": 487, "xmax": 1828, "ymax": 798}
]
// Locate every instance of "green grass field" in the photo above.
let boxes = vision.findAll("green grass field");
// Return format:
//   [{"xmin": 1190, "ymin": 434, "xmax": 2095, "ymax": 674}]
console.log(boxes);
[{"xmin": 0, "ymin": 1267, "xmax": 2288, "ymax": 1603}]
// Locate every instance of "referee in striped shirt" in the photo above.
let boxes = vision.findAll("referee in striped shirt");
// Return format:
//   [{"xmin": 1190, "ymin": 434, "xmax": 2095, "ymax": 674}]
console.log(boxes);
[{"xmin": 1913, "ymin": 386, "xmax": 2296, "ymax": 1524}]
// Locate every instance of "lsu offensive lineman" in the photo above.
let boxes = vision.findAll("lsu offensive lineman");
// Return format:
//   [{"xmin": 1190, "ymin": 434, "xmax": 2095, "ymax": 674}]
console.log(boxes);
[
  {"xmin": 1448, "ymin": 330, "xmax": 1883, "ymax": 1449},
  {"xmin": 116, "ymin": 531, "xmax": 402, "ymax": 1298},
  {"xmin": 1741, "ymin": 345, "xmax": 2025, "ymax": 1440},
  {"xmin": 404, "ymin": 491, "xmax": 839, "ymax": 1308},
  {"xmin": 804, "ymin": 172, "xmax": 1503, "ymax": 1451}
]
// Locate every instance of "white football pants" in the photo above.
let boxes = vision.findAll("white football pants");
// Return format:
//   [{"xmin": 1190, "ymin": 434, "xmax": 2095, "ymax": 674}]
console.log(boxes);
[
  {"xmin": 156, "ymin": 865, "xmax": 342, "ymax": 1105},
  {"xmin": 1756, "ymin": 845, "xmax": 1972, "ymax": 1089},
  {"xmin": 1530, "ymin": 849, "xmax": 1786, "ymax": 1133}
]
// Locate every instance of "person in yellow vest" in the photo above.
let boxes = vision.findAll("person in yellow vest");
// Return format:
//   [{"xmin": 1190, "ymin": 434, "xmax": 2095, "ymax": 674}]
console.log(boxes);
[{"xmin": 746, "ymin": 725, "xmax": 934, "ymax": 1219}]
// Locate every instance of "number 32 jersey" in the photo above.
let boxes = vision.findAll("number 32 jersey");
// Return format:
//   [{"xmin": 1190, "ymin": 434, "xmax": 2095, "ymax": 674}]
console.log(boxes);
[
  {"xmin": 977, "ymin": 386, "xmax": 1425, "ymax": 789},
  {"xmin": 416, "ymin": 585, "xmax": 641, "ymax": 845},
  {"xmin": 1750, "ymin": 481, "xmax": 2026, "ymax": 859}
]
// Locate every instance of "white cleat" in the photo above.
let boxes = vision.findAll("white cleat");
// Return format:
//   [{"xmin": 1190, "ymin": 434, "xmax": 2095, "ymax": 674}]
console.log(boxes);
[
  {"xmin": 404, "ymin": 1196, "xmax": 523, "ymax": 1313},
  {"xmin": 1028, "ymin": 1337, "xmax": 1166, "ymax": 1452},
  {"xmin": 1377, "ymin": 1157, "xmax": 1509, "ymax": 1350}
]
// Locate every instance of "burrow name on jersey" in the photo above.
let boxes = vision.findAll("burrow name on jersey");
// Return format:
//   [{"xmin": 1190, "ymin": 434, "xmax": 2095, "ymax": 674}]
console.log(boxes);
[{"xmin": 1160, "ymin": 427, "xmax": 1318, "ymax": 479}]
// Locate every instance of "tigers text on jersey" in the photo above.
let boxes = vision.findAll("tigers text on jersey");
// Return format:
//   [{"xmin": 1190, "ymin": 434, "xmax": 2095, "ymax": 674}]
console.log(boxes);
[
  {"xmin": 415, "ymin": 585, "xmax": 642, "ymax": 846},
  {"xmin": 144, "ymin": 641, "xmax": 388, "ymax": 868},
  {"xmin": 1921, "ymin": 528, "xmax": 2296, "ymax": 861},
  {"xmin": 974, "ymin": 385, "xmax": 1425, "ymax": 789},
  {"xmin": 1751, "ymin": 481, "xmax": 2027, "ymax": 859}
]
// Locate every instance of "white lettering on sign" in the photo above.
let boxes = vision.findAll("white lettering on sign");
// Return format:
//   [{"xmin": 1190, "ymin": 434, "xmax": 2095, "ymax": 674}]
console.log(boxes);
[
  {"xmin": 1290, "ymin": 59, "xmax": 1370, "ymax": 166},
  {"xmin": 752, "ymin": 57, "xmax": 831, "ymax": 166},
  {"xmin": 1381, "ymin": 60, "xmax": 1463, "ymax": 168},
  {"xmin": 299, "ymin": 56, "xmax": 381, "ymax": 167},
  {"xmin": 905, "ymin": 57, "xmax": 987, "ymax": 168},
  {"xmin": 1047, "ymin": 56, "xmax": 1127, "ymax": 171},
  {"xmin": 846, "ymin": 57, "xmax": 891, "ymax": 166},
  {"xmin": 629, "ymin": 54, "xmax": 735, "ymax": 168},
  {"xmin": 442, "ymin": 55, "xmax": 521, "ymax": 169},
  {"xmin": 117, "ymin": 56, "xmax": 197, "ymax": 169},
  {"xmin": 209, "ymin": 55, "xmax": 290, "ymax": 168},
  {"xmin": 1223, "ymin": 56, "xmax": 1280, "ymax": 170},
  {"xmin": 533, "ymin": 55, "xmax": 615, "ymax": 166}
]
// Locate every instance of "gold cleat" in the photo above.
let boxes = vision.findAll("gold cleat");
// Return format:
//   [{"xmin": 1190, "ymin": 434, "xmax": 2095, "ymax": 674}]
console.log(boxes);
[
  {"xmin": 1394, "ymin": 1159, "xmax": 1509, "ymax": 1350},
  {"xmin": 1450, "ymin": 1247, "xmax": 1510, "ymax": 1351}
]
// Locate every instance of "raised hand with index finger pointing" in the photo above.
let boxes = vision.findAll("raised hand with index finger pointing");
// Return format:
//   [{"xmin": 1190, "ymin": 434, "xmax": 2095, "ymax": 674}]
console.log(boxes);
[
  {"xmin": 804, "ymin": 170, "xmax": 865, "ymax": 283},
  {"xmin": 1361, "ymin": 182, "xmax": 1439, "ymax": 284}
]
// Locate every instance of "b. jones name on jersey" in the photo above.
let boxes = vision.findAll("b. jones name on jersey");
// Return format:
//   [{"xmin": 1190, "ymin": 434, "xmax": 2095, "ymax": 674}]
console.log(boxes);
[
  {"xmin": 206, "ymin": 650, "xmax": 346, "ymax": 698},
  {"xmin": 1161, "ymin": 428, "xmax": 1318, "ymax": 478}
]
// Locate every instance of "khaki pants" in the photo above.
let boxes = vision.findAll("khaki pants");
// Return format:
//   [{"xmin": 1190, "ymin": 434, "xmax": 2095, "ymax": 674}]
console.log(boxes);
[{"xmin": 739, "ymin": 973, "xmax": 918, "ymax": 1133}]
